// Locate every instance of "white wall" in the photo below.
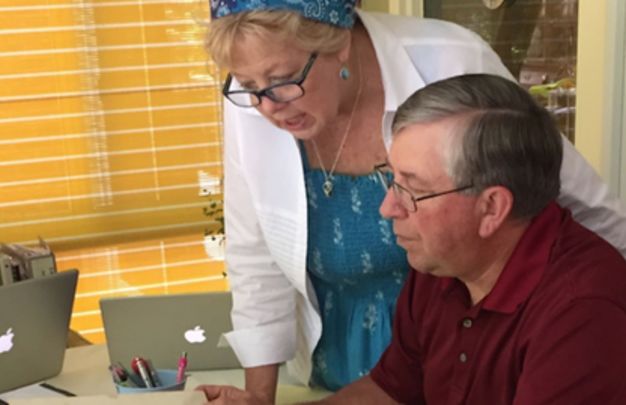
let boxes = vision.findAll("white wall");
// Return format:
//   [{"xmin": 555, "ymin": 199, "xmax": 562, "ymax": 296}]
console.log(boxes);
[{"xmin": 575, "ymin": 0, "xmax": 625, "ymax": 198}]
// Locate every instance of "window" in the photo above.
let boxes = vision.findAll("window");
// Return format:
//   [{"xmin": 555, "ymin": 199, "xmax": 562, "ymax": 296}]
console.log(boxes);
[
  {"xmin": 424, "ymin": 0, "xmax": 578, "ymax": 143},
  {"xmin": 0, "ymin": 0, "xmax": 225, "ymax": 343}
]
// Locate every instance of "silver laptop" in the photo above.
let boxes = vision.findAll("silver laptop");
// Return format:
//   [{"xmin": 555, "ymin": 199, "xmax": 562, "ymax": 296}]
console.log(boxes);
[
  {"xmin": 0, "ymin": 269, "xmax": 78, "ymax": 393},
  {"xmin": 100, "ymin": 291, "xmax": 240, "ymax": 371}
]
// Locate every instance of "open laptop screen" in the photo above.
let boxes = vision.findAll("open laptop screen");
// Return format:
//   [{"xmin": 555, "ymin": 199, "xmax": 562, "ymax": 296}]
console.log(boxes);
[
  {"xmin": 100, "ymin": 291, "xmax": 240, "ymax": 371},
  {"xmin": 0, "ymin": 269, "xmax": 78, "ymax": 393}
]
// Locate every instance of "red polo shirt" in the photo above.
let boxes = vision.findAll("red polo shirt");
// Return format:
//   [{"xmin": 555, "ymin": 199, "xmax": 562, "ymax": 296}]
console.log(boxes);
[{"xmin": 370, "ymin": 203, "xmax": 626, "ymax": 404}]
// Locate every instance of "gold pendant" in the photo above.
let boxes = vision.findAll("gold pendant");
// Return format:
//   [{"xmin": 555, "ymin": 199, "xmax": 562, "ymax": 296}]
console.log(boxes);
[{"xmin": 322, "ymin": 179, "xmax": 333, "ymax": 197}]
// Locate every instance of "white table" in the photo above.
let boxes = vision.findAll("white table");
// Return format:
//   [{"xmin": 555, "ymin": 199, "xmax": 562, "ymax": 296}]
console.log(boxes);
[{"xmin": 5, "ymin": 345, "xmax": 329, "ymax": 404}]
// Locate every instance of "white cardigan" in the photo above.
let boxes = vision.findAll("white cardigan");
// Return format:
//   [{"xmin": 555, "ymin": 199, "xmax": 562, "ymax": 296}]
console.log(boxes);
[{"xmin": 221, "ymin": 10, "xmax": 626, "ymax": 385}]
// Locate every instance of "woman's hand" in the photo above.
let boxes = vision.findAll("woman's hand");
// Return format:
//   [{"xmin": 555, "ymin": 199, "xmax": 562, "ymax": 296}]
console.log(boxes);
[{"xmin": 195, "ymin": 384, "xmax": 272, "ymax": 405}]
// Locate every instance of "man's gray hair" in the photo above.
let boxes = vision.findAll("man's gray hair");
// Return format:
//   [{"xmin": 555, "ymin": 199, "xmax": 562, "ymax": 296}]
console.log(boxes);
[{"xmin": 392, "ymin": 74, "xmax": 562, "ymax": 219}]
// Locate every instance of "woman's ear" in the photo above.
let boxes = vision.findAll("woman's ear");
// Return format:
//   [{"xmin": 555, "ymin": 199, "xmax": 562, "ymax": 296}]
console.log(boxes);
[
  {"xmin": 337, "ymin": 31, "xmax": 352, "ymax": 64},
  {"xmin": 476, "ymin": 186, "xmax": 514, "ymax": 238}
]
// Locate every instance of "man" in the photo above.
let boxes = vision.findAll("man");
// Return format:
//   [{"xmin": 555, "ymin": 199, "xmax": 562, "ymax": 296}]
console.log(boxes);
[
  {"xmin": 198, "ymin": 75, "xmax": 626, "ymax": 404},
  {"xmin": 314, "ymin": 74, "xmax": 626, "ymax": 404}
]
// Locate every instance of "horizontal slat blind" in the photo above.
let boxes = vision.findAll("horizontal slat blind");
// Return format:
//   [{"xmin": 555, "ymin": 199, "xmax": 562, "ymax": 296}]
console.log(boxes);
[
  {"xmin": 0, "ymin": 0, "xmax": 226, "ymax": 343},
  {"xmin": 57, "ymin": 236, "xmax": 228, "ymax": 342}
]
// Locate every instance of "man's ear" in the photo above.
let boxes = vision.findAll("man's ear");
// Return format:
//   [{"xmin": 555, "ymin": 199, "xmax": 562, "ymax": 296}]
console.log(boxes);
[{"xmin": 476, "ymin": 186, "xmax": 513, "ymax": 238}]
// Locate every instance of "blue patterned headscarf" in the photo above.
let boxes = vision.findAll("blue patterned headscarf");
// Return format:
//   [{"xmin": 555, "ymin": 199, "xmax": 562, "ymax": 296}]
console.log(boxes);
[{"xmin": 210, "ymin": 0, "xmax": 357, "ymax": 28}]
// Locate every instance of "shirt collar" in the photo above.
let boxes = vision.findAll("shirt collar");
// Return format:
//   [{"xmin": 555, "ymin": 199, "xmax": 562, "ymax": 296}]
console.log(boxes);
[
  {"xmin": 356, "ymin": 10, "xmax": 425, "ymax": 149},
  {"xmin": 438, "ymin": 202, "xmax": 563, "ymax": 313},
  {"xmin": 482, "ymin": 202, "xmax": 563, "ymax": 313},
  {"xmin": 356, "ymin": 10, "xmax": 425, "ymax": 113}
]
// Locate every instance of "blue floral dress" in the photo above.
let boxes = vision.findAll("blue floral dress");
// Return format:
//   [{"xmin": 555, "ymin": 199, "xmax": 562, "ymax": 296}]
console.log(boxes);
[{"xmin": 302, "ymin": 151, "xmax": 409, "ymax": 391}]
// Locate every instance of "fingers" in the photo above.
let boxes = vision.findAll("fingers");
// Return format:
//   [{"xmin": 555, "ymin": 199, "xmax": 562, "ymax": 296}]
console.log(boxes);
[
  {"xmin": 195, "ymin": 384, "xmax": 234, "ymax": 400},
  {"xmin": 195, "ymin": 384, "xmax": 256, "ymax": 404}
]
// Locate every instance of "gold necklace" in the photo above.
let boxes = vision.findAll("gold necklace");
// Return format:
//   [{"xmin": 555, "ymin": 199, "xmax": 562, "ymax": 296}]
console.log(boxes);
[{"xmin": 311, "ymin": 45, "xmax": 363, "ymax": 198}]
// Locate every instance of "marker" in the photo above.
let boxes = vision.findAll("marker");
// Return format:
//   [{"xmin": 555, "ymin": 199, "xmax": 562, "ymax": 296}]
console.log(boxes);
[
  {"xmin": 131, "ymin": 357, "xmax": 155, "ymax": 388},
  {"xmin": 176, "ymin": 351, "xmax": 187, "ymax": 384},
  {"xmin": 109, "ymin": 365, "xmax": 123, "ymax": 384},
  {"xmin": 116, "ymin": 362, "xmax": 141, "ymax": 387},
  {"xmin": 145, "ymin": 359, "xmax": 161, "ymax": 387},
  {"xmin": 109, "ymin": 364, "xmax": 138, "ymax": 387}
]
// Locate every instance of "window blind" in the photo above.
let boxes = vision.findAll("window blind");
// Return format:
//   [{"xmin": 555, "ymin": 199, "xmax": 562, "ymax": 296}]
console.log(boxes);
[{"xmin": 0, "ymin": 0, "xmax": 226, "ymax": 343}]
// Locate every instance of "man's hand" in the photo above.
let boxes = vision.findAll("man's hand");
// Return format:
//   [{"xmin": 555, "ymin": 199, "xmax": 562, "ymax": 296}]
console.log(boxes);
[{"xmin": 195, "ymin": 384, "xmax": 271, "ymax": 405}]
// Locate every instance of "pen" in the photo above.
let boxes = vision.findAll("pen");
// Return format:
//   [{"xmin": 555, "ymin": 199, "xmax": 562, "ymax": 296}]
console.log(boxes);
[
  {"xmin": 39, "ymin": 382, "xmax": 76, "ymax": 397},
  {"xmin": 176, "ymin": 351, "xmax": 187, "ymax": 383}
]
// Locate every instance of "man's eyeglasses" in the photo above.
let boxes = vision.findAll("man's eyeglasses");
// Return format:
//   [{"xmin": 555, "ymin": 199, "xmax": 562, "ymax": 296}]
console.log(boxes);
[
  {"xmin": 374, "ymin": 163, "xmax": 473, "ymax": 213},
  {"xmin": 222, "ymin": 53, "xmax": 318, "ymax": 108}
]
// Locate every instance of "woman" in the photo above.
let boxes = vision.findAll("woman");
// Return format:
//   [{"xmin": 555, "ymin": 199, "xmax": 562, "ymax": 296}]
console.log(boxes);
[{"xmin": 202, "ymin": 0, "xmax": 626, "ymax": 402}]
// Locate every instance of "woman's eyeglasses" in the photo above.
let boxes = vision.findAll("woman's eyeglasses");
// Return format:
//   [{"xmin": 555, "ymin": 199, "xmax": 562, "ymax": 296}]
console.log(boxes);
[
  {"xmin": 222, "ymin": 53, "xmax": 318, "ymax": 108},
  {"xmin": 374, "ymin": 163, "xmax": 473, "ymax": 213}
]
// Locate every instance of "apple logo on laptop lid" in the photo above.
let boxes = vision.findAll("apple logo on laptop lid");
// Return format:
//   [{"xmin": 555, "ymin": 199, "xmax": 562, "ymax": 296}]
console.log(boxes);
[
  {"xmin": 0, "ymin": 328, "xmax": 14, "ymax": 354},
  {"xmin": 184, "ymin": 326, "xmax": 206, "ymax": 344}
]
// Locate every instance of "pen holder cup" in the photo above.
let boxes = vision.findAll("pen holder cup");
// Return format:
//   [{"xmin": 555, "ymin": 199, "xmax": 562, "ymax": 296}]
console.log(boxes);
[{"xmin": 115, "ymin": 369, "xmax": 186, "ymax": 394}]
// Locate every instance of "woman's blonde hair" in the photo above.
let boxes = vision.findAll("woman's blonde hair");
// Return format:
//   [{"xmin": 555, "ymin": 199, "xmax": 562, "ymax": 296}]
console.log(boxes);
[{"xmin": 206, "ymin": 10, "xmax": 350, "ymax": 68}]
